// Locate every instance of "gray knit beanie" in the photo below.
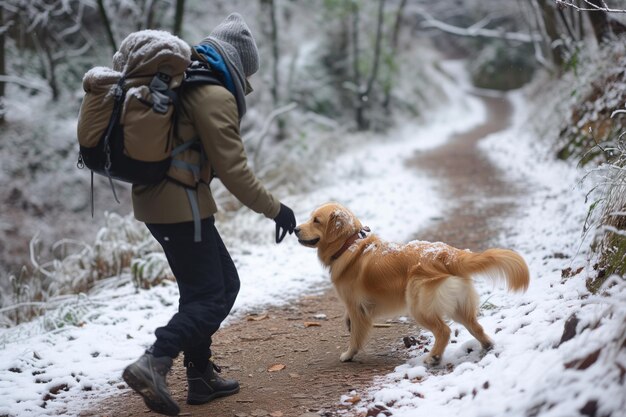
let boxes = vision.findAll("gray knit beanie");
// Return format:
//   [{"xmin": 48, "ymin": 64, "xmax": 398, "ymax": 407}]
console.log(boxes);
[
  {"xmin": 207, "ymin": 13, "xmax": 259, "ymax": 77},
  {"xmin": 198, "ymin": 13, "xmax": 258, "ymax": 120}
]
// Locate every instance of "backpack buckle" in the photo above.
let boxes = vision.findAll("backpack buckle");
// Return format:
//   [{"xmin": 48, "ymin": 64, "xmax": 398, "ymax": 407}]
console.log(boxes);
[
  {"xmin": 150, "ymin": 73, "xmax": 169, "ymax": 92},
  {"xmin": 151, "ymin": 90, "xmax": 170, "ymax": 114},
  {"xmin": 157, "ymin": 72, "xmax": 171, "ymax": 83},
  {"xmin": 150, "ymin": 73, "xmax": 172, "ymax": 114}
]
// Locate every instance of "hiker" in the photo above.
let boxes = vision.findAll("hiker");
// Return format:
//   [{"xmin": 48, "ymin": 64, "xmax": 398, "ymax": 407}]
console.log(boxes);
[{"xmin": 121, "ymin": 14, "xmax": 297, "ymax": 416}]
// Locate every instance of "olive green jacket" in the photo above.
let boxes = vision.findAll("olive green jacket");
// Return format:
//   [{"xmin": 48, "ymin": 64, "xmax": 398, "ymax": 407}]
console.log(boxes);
[{"xmin": 132, "ymin": 84, "xmax": 281, "ymax": 223}]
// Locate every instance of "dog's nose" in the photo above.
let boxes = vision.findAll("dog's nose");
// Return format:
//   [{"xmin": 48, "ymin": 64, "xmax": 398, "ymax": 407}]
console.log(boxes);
[{"xmin": 294, "ymin": 227, "xmax": 301, "ymax": 236}]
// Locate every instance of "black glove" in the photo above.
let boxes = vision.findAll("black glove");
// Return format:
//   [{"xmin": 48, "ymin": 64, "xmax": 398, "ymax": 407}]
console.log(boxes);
[{"xmin": 274, "ymin": 203, "xmax": 296, "ymax": 243}]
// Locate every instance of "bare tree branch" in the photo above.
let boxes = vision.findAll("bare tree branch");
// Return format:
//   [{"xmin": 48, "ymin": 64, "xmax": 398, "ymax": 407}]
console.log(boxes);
[
  {"xmin": 415, "ymin": 8, "xmax": 543, "ymax": 43},
  {"xmin": 96, "ymin": 0, "xmax": 117, "ymax": 53},
  {"xmin": 537, "ymin": 0, "xmax": 565, "ymax": 66},
  {"xmin": 251, "ymin": 102, "xmax": 298, "ymax": 169},
  {"xmin": 58, "ymin": 40, "xmax": 92, "ymax": 59},
  {"xmin": 383, "ymin": 0, "xmax": 408, "ymax": 112},
  {"xmin": 556, "ymin": 0, "xmax": 626, "ymax": 13},
  {"xmin": 0, "ymin": 5, "xmax": 5, "ymax": 124},
  {"xmin": 519, "ymin": 0, "xmax": 554, "ymax": 69},
  {"xmin": 173, "ymin": 0, "xmax": 185, "ymax": 36},
  {"xmin": 143, "ymin": 0, "xmax": 156, "ymax": 29},
  {"xmin": 557, "ymin": 6, "xmax": 578, "ymax": 40},
  {"xmin": 364, "ymin": 0, "xmax": 385, "ymax": 100}
]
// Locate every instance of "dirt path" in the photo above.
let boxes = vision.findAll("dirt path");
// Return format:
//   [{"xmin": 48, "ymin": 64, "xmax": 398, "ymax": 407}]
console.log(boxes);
[
  {"xmin": 408, "ymin": 93, "xmax": 520, "ymax": 250},
  {"xmin": 86, "ymin": 93, "xmax": 521, "ymax": 417}
]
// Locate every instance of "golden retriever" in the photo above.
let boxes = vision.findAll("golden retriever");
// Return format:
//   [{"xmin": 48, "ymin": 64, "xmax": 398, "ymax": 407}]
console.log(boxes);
[{"xmin": 295, "ymin": 202, "xmax": 530, "ymax": 365}]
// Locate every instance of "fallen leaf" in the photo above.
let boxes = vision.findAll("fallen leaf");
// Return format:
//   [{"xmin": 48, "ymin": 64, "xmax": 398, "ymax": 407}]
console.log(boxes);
[
  {"xmin": 247, "ymin": 313, "xmax": 269, "ymax": 321},
  {"xmin": 373, "ymin": 323, "xmax": 391, "ymax": 328},
  {"xmin": 270, "ymin": 412, "xmax": 284, "ymax": 417},
  {"xmin": 268, "ymin": 363, "xmax": 286, "ymax": 372},
  {"xmin": 346, "ymin": 395, "xmax": 361, "ymax": 404},
  {"xmin": 304, "ymin": 321, "xmax": 321, "ymax": 327}
]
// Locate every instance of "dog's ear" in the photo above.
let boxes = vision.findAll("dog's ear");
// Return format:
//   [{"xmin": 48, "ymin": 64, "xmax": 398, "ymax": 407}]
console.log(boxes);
[{"xmin": 325, "ymin": 209, "xmax": 354, "ymax": 241}]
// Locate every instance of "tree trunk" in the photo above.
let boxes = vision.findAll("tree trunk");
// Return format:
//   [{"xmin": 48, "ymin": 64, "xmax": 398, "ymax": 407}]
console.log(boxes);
[
  {"xmin": 41, "ymin": 38, "xmax": 59, "ymax": 101},
  {"xmin": 363, "ymin": 0, "xmax": 385, "ymax": 99},
  {"xmin": 261, "ymin": 0, "xmax": 280, "ymax": 106},
  {"xmin": 173, "ymin": 0, "xmax": 185, "ymax": 36},
  {"xmin": 536, "ymin": 0, "xmax": 564, "ymax": 67},
  {"xmin": 260, "ymin": 0, "xmax": 284, "ymax": 139},
  {"xmin": 557, "ymin": 7, "xmax": 577, "ymax": 42},
  {"xmin": 144, "ymin": 0, "xmax": 157, "ymax": 29},
  {"xmin": 351, "ymin": 1, "xmax": 366, "ymax": 130},
  {"xmin": 586, "ymin": 0, "xmax": 610, "ymax": 42},
  {"xmin": 383, "ymin": 0, "xmax": 406, "ymax": 112},
  {"xmin": 97, "ymin": 0, "xmax": 117, "ymax": 54},
  {"xmin": 0, "ymin": 6, "xmax": 6, "ymax": 125},
  {"xmin": 353, "ymin": 0, "xmax": 386, "ymax": 130}
]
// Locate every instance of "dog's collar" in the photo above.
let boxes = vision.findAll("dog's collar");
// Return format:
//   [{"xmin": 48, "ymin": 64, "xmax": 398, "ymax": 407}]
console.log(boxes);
[{"xmin": 331, "ymin": 227, "xmax": 370, "ymax": 261}]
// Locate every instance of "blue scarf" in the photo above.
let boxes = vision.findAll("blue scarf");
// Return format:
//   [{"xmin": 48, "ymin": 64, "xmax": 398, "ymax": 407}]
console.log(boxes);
[{"xmin": 194, "ymin": 44, "xmax": 237, "ymax": 98}]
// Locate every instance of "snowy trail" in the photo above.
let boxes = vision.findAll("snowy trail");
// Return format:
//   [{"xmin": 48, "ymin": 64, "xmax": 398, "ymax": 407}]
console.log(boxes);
[
  {"xmin": 356, "ymin": 92, "xmax": 626, "ymax": 417},
  {"xmin": 2, "ymin": 60, "xmax": 623, "ymax": 417},
  {"xmin": 407, "ymin": 92, "xmax": 520, "ymax": 251},
  {"xmin": 0, "ymin": 61, "xmax": 485, "ymax": 416}
]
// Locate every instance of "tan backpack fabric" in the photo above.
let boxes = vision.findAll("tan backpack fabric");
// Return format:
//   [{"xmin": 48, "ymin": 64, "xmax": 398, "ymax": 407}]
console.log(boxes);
[
  {"xmin": 77, "ymin": 30, "xmax": 223, "ymax": 241},
  {"xmin": 77, "ymin": 30, "xmax": 191, "ymax": 189}
]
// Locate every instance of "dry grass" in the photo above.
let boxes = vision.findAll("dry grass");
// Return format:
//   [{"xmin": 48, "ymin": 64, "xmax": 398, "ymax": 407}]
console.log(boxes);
[
  {"xmin": 584, "ymin": 136, "xmax": 626, "ymax": 292},
  {"xmin": 0, "ymin": 212, "xmax": 173, "ymax": 327}
]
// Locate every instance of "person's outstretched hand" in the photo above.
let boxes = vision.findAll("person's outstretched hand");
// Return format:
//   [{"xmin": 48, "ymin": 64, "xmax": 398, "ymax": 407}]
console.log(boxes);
[{"xmin": 274, "ymin": 203, "xmax": 296, "ymax": 243}]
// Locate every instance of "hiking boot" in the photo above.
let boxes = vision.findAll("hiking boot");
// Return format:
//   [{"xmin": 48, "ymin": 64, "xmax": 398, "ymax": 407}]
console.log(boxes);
[
  {"xmin": 122, "ymin": 353, "xmax": 180, "ymax": 416},
  {"xmin": 186, "ymin": 361, "xmax": 240, "ymax": 405}
]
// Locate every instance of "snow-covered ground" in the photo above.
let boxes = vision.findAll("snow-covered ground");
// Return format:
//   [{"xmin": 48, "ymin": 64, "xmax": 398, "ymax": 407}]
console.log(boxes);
[
  {"xmin": 350, "ymin": 91, "xmax": 626, "ymax": 417},
  {"xmin": 2, "ymin": 59, "xmax": 623, "ymax": 417}
]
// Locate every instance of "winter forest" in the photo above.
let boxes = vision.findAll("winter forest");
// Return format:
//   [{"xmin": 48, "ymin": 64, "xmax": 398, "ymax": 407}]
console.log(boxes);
[{"xmin": 0, "ymin": 0, "xmax": 625, "ymax": 416}]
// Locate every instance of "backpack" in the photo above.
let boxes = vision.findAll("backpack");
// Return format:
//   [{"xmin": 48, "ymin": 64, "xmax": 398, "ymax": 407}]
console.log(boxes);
[{"xmin": 77, "ymin": 30, "xmax": 223, "ymax": 241}]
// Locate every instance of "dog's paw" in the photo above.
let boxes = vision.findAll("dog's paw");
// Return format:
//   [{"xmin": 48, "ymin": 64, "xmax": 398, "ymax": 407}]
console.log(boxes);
[
  {"xmin": 340, "ymin": 351, "xmax": 355, "ymax": 362},
  {"xmin": 423, "ymin": 354, "xmax": 441, "ymax": 367},
  {"xmin": 482, "ymin": 340, "xmax": 494, "ymax": 351}
]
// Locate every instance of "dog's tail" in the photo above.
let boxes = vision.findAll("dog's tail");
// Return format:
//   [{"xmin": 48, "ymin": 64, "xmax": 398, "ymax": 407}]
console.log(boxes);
[{"xmin": 449, "ymin": 248, "xmax": 530, "ymax": 292}]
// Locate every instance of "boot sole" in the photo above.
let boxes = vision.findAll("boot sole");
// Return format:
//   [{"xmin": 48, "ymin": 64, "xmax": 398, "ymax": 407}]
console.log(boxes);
[
  {"xmin": 187, "ymin": 386, "xmax": 240, "ymax": 405},
  {"xmin": 123, "ymin": 366, "xmax": 180, "ymax": 416}
]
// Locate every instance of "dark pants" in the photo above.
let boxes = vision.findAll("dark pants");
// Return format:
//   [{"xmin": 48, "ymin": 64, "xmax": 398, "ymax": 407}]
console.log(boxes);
[{"xmin": 145, "ymin": 217, "xmax": 240, "ymax": 372}]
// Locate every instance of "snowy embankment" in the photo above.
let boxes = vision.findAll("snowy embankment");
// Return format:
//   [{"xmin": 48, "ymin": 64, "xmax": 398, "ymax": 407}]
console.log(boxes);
[
  {"xmin": 352, "ymin": 92, "xmax": 626, "ymax": 417},
  {"xmin": 0, "ymin": 61, "xmax": 483, "ymax": 416}
]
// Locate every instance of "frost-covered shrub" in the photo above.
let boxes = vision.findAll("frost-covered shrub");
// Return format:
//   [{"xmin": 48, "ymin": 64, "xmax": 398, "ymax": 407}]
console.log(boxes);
[
  {"xmin": 585, "ymin": 135, "xmax": 626, "ymax": 290},
  {"xmin": 557, "ymin": 37, "xmax": 626, "ymax": 165},
  {"xmin": 523, "ymin": 35, "xmax": 626, "ymax": 289},
  {"xmin": 0, "ymin": 212, "xmax": 172, "ymax": 327},
  {"xmin": 545, "ymin": 38, "xmax": 626, "ymax": 287},
  {"xmin": 131, "ymin": 252, "xmax": 172, "ymax": 290}
]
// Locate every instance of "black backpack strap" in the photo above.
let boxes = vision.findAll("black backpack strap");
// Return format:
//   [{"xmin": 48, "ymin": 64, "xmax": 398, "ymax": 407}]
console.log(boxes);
[
  {"xmin": 103, "ymin": 77, "xmax": 126, "ymax": 205},
  {"xmin": 184, "ymin": 60, "xmax": 224, "ymax": 87}
]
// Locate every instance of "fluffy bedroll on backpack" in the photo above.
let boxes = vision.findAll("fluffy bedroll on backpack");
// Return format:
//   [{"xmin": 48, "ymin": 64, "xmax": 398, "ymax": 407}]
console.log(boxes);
[{"xmin": 77, "ymin": 30, "xmax": 192, "ymax": 187}]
